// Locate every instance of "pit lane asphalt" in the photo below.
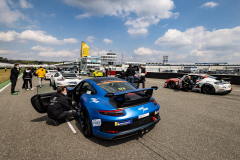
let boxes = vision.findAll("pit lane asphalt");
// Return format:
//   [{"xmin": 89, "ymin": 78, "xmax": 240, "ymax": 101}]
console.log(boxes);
[{"xmin": 0, "ymin": 76, "xmax": 239, "ymax": 160}]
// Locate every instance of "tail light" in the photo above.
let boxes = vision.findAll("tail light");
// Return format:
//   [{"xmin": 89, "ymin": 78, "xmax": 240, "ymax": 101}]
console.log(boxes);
[
  {"xmin": 152, "ymin": 100, "xmax": 157, "ymax": 106},
  {"xmin": 98, "ymin": 109, "xmax": 124, "ymax": 116},
  {"xmin": 107, "ymin": 130, "xmax": 119, "ymax": 134}
]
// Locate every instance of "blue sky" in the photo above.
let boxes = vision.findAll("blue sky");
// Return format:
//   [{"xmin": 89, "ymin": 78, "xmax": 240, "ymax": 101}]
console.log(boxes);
[{"xmin": 0, "ymin": 0, "xmax": 240, "ymax": 63}]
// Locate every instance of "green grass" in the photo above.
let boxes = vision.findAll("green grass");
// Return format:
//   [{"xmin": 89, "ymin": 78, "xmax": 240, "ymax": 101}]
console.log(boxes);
[{"xmin": 0, "ymin": 69, "xmax": 11, "ymax": 84}]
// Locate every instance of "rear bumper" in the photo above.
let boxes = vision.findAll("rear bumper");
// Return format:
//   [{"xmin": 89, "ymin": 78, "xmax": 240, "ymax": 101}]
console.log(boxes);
[{"xmin": 93, "ymin": 116, "xmax": 161, "ymax": 140}]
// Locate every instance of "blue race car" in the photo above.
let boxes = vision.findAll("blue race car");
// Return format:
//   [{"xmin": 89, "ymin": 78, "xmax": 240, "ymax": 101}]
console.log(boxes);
[{"xmin": 31, "ymin": 77, "xmax": 160, "ymax": 140}]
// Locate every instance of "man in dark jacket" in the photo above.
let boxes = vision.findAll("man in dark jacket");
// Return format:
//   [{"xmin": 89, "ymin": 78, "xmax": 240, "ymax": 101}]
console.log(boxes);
[
  {"xmin": 10, "ymin": 64, "xmax": 19, "ymax": 95},
  {"xmin": 120, "ymin": 70, "xmax": 126, "ymax": 79},
  {"xmin": 137, "ymin": 64, "xmax": 146, "ymax": 88},
  {"xmin": 47, "ymin": 86, "xmax": 77, "ymax": 125},
  {"xmin": 126, "ymin": 64, "xmax": 135, "ymax": 84},
  {"xmin": 185, "ymin": 76, "xmax": 193, "ymax": 92},
  {"xmin": 23, "ymin": 67, "xmax": 33, "ymax": 90}
]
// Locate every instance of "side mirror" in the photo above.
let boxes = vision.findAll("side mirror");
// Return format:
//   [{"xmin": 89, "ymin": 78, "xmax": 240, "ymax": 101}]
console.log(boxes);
[{"xmin": 105, "ymin": 93, "xmax": 114, "ymax": 97}]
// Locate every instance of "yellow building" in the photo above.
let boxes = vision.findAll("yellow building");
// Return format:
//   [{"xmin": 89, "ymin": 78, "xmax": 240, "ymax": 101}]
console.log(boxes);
[{"xmin": 81, "ymin": 41, "xmax": 89, "ymax": 57}]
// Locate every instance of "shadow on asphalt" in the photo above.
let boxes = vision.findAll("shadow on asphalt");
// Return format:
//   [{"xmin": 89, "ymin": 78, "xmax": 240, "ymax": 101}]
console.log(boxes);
[
  {"xmin": 30, "ymin": 115, "xmax": 71, "ymax": 126},
  {"xmin": 73, "ymin": 116, "xmax": 156, "ymax": 147}
]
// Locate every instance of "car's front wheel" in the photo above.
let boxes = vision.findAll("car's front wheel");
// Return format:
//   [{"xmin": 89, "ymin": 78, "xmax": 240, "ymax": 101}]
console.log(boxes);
[
  {"xmin": 202, "ymin": 84, "xmax": 215, "ymax": 94},
  {"xmin": 168, "ymin": 81, "xmax": 176, "ymax": 89},
  {"xmin": 53, "ymin": 82, "xmax": 56, "ymax": 90},
  {"xmin": 80, "ymin": 107, "xmax": 92, "ymax": 137}
]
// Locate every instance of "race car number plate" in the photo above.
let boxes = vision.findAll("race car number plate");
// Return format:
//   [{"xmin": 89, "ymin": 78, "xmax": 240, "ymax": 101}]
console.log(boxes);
[
  {"xmin": 68, "ymin": 82, "xmax": 76, "ymax": 84},
  {"xmin": 138, "ymin": 113, "xmax": 149, "ymax": 119}
]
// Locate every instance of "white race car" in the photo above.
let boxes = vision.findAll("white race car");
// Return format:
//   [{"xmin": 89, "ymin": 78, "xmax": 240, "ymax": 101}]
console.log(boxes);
[
  {"xmin": 45, "ymin": 70, "xmax": 58, "ymax": 80},
  {"xmin": 50, "ymin": 71, "xmax": 82, "ymax": 90},
  {"xmin": 165, "ymin": 74, "xmax": 232, "ymax": 94}
]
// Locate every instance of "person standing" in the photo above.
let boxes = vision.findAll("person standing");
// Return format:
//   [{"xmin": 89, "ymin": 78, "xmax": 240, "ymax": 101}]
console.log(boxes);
[
  {"xmin": 10, "ymin": 64, "xmax": 19, "ymax": 95},
  {"xmin": 5, "ymin": 68, "xmax": 7, "ymax": 72},
  {"xmin": 109, "ymin": 68, "xmax": 111, "ymax": 76},
  {"xmin": 23, "ymin": 67, "xmax": 33, "ymax": 90},
  {"xmin": 22, "ymin": 67, "xmax": 27, "ymax": 90},
  {"xmin": 102, "ymin": 65, "xmax": 106, "ymax": 77},
  {"xmin": 126, "ymin": 64, "xmax": 135, "ymax": 84},
  {"xmin": 120, "ymin": 70, "xmax": 126, "ymax": 79},
  {"xmin": 36, "ymin": 66, "xmax": 46, "ymax": 88},
  {"xmin": 137, "ymin": 64, "xmax": 146, "ymax": 88}
]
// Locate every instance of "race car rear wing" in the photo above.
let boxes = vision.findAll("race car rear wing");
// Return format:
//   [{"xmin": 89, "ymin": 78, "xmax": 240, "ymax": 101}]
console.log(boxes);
[{"xmin": 105, "ymin": 86, "xmax": 158, "ymax": 107}]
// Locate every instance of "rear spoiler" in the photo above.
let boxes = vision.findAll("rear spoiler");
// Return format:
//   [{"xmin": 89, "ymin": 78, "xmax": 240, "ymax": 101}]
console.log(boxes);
[
  {"xmin": 105, "ymin": 86, "xmax": 158, "ymax": 107},
  {"xmin": 105, "ymin": 86, "xmax": 158, "ymax": 97}
]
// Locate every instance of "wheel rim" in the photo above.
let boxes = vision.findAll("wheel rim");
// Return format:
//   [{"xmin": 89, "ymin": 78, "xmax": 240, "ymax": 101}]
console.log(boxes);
[{"xmin": 81, "ymin": 108, "xmax": 89, "ymax": 135}]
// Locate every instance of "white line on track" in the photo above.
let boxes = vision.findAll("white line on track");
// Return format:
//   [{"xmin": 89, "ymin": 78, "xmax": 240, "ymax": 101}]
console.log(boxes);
[
  {"xmin": 0, "ymin": 74, "xmax": 23, "ymax": 93},
  {"xmin": 65, "ymin": 118, "xmax": 77, "ymax": 133},
  {"xmin": 232, "ymin": 90, "xmax": 240, "ymax": 91}
]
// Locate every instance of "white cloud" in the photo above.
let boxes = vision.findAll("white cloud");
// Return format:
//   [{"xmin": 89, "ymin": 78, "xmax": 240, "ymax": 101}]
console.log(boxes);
[
  {"xmin": 38, "ymin": 49, "xmax": 77, "ymax": 57},
  {"xmin": 155, "ymin": 26, "xmax": 240, "ymax": 51},
  {"xmin": 103, "ymin": 38, "xmax": 113, "ymax": 44},
  {"xmin": 72, "ymin": 49, "xmax": 80, "ymax": 53},
  {"xmin": 31, "ymin": 45, "xmax": 54, "ymax": 52},
  {"xmin": 0, "ymin": 30, "xmax": 79, "ymax": 45},
  {"xmin": 134, "ymin": 47, "xmax": 174, "ymax": 55},
  {"xmin": 201, "ymin": 2, "xmax": 219, "ymax": 8},
  {"xmin": 76, "ymin": 13, "xmax": 91, "ymax": 19},
  {"xmin": 26, "ymin": 25, "xmax": 40, "ymax": 29},
  {"xmin": 64, "ymin": 0, "xmax": 178, "ymax": 35},
  {"xmin": 19, "ymin": 0, "xmax": 34, "ymax": 9},
  {"xmin": 0, "ymin": 49, "xmax": 19, "ymax": 54},
  {"xmin": 0, "ymin": 0, "xmax": 25, "ymax": 25},
  {"xmin": 0, "ymin": 30, "xmax": 18, "ymax": 41},
  {"xmin": 87, "ymin": 36, "xmax": 96, "ymax": 43},
  {"xmin": 155, "ymin": 26, "xmax": 240, "ymax": 63}
]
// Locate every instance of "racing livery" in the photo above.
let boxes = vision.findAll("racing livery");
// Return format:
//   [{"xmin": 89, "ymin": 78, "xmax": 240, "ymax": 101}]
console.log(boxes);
[
  {"xmin": 50, "ymin": 71, "xmax": 82, "ymax": 90},
  {"xmin": 45, "ymin": 70, "xmax": 58, "ymax": 80},
  {"xmin": 31, "ymin": 77, "xmax": 160, "ymax": 140},
  {"xmin": 164, "ymin": 74, "xmax": 233, "ymax": 94}
]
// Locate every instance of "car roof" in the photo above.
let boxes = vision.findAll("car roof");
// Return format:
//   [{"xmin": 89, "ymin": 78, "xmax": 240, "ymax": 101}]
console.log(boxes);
[{"xmin": 89, "ymin": 77, "xmax": 123, "ymax": 83}]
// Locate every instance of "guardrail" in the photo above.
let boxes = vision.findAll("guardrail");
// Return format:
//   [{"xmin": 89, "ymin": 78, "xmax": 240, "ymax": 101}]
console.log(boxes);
[{"xmin": 145, "ymin": 72, "xmax": 240, "ymax": 85}]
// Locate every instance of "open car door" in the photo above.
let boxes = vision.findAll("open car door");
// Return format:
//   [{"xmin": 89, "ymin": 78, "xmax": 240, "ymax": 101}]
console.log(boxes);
[{"xmin": 30, "ymin": 92, "xmax": 55, "ymax": 113}]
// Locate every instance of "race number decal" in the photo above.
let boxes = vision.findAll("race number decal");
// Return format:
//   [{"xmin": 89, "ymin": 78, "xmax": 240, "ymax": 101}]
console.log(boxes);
[{"xmin": 92, "ymin": 119, "xmax": 101, "ymax": 127}]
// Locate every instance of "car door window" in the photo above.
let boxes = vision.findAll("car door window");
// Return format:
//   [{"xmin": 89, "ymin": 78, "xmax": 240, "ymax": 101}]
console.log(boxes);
[
  {"xmin": 54, "ymin": 73, "xmax": 59, "ymax": 77},
  {"xmin": 81, "ymin": 82, "xmax": 97, "ymax": 95}
]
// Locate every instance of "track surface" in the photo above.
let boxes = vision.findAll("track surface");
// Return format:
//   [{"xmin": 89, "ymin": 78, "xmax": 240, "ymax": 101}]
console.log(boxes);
[{"xmin": 0, "ymin": 76, "xmax": 239, "ymax": 160}]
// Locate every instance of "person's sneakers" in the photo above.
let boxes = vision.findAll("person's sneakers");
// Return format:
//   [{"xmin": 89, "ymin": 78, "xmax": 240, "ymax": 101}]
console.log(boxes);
[
  {"xmin": 40, "ymin": 85, "xmax": 42, "ymax": 88},
  {"xmin": 52, "ymin": 119, "xmax": 59, "ymax": 126},
  {"xmin": 11, "ymin": 92, "xmax": 18, "ymax": 95},
  {"xmin": 31, "ymin": 88, "xmax": 34, "ymax": 90},
  {"xmin": 27, "ymin": 88, "xmax": 29, "ymax": 90}
]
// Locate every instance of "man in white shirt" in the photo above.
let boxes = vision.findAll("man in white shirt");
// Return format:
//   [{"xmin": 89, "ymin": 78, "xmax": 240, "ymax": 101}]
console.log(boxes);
[
  {"xmin": 102, "ymin": 65, "xmax": 106, "ymax": 77},
  {"xmin": 137, "ymin": 64, "xmax": 146, "ymax": 88}
]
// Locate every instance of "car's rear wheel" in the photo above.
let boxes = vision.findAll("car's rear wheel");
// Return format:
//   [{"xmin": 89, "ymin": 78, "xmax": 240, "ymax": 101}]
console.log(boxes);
[
  {"xmin": 202, "ymin": 84, "xmax": 215, "ymax": 94},
  {"xmin": 80, "ymin": 107, "xmax": 92, "ymax": 137},
  {"xmin": 50, "ymin": 80, "xmax": 51, "ymax": 86},
  {"xmin": 228, "ymin": 90, "xmax": 232, "ymax": 93},
  {"xmin": 168, "ymin": 81, "xmax": 176, "ymax": 89}
]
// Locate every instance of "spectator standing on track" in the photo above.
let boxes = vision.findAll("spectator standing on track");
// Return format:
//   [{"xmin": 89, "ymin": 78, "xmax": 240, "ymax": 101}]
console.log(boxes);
[
  {"xmin": 36, "ymin": 66, "xmax": 46, "ymax": 88},
  {"xmin": 102, "ymin": 65, "xmax": 106, "ymax": 77},
  {"xmin": 47, "ymin": 86, "xmax": 77, "ymax": 126},
  {"xmin": 23, "ymin": 67, "xmax": 33, "ymax": 90},
  {"xmin": 109, "ymin": 68, "xmax": 111, "ymax": 76},
  {"xmin": 126, "ymin": 64, "xmax": 135, "ymax": 84},
  {"xmin": 22, "ymin": 67, "xmax": 27, "ymax": 90},
  {"xmin": 185, "ymin": 76, "xmax": 193, "ymax": 92},
  {"xmin": 5, "ymin": 67, "xmax": 7, "ymax": 72},
  {"xmin": 10, "ymin": 64, "xmax": 19, "ymax": 95},
  {"xmin": 137, "ymin": 64, "xmax": 146, "ymax": 88}
]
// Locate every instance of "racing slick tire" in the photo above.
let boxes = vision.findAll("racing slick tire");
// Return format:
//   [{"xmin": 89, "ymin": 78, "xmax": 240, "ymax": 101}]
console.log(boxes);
[
  {"xmin": 50, "ymin": 80, "xmax": 52, "ymax": 86},
  {"xmin": 168, "ymin": 81, "xmax": 176, "ymax": 89},
  {"xmin": 227, "ymin": 90, "xmax": 232, "ymax": 93},
  {"xmin": 80, "ymin": 107, "xmax": 93, "ymax": 137},
  {"xmin": 201, "ymin": 84, "xmax": 215, "ymax": 94}
]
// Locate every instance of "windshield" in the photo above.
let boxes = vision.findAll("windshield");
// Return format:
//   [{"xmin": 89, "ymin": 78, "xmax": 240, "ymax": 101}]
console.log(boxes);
[
  {"xmin": 60, "ymin": 71, "xmax": 75, "ymax": 74},
  {"xmin": 62, "ymin": 74, "xmax": 77, "ymax": 77},
  {"xmin": 207, "ymin": 76, "xmax": 217, "ymax": 79},
  {"xmin": 98, "ymin": 81, "xmax": 136, "ymax": 93},
  {"xmin": 49, "ymin": 71, "xmax": 57, "ymax": 73}
]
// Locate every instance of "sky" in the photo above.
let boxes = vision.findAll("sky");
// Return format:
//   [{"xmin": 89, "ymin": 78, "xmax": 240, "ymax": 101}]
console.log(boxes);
[{"xmin": 0, "ymin": 0, "xmax": 240, "ymax": 63}]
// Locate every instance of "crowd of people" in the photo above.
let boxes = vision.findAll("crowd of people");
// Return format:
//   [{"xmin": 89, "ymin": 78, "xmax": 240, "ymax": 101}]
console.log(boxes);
[{"xmin": 10, "ymin": 64, "xmax": 46, "ymax": 95}]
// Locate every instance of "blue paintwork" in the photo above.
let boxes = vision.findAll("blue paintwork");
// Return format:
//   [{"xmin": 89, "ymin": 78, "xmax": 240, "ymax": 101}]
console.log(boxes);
[{"xmin": 77, "ymin": 79, "xmax": 160, "ymax": 139}]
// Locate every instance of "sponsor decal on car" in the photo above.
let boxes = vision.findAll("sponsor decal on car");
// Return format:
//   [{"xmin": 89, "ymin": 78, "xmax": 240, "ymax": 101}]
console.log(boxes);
[
  {"xmin": 138, "ymin": 113, "xmax": 149, "ymax": 119},
  {"xmin": 138, "ymin": 106, "xmax": 148, "ymax": 113},
  {"xmin": 92, "ymin": 119, "xmax": 101, "ymax": 127},
  {"xmin": 155, "ymin": 109, "xmax": 159, "ymax": 115},
  {"xmin": 115, "ymin": 120, "xmax": 132, "ymax": 126}
]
